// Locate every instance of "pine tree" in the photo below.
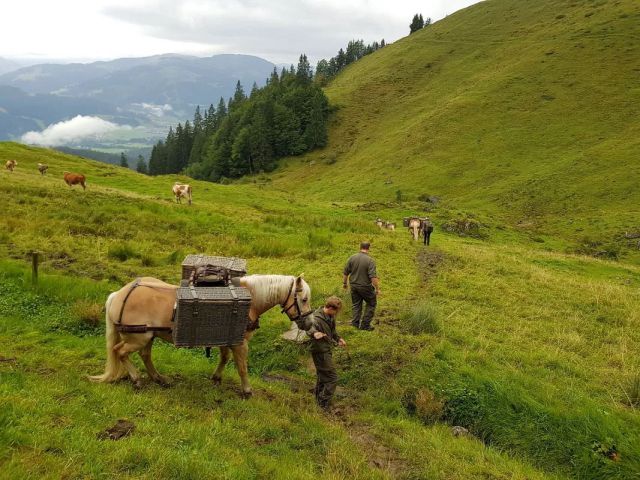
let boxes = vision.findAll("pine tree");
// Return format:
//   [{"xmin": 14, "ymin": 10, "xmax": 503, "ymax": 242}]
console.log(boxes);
[
  {"xmin": 136, "ymin": 155, "xmax": 148, "ymax": 174},
  {"xmin": 296, "ymin": 54, "xmax": 312, "ymax": 84},
  {"xmin": 120, "ymin": 152, "xmax": 128, "ymax": 168},
  {"xmin": 410, "ymin": 13, "xmax": 424, "ymax": 33}
]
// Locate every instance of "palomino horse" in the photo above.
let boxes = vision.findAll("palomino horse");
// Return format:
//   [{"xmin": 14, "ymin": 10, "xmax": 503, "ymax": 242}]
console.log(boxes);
[
  {"xmin": 64, "ymin": 172, "xmax": 86, "ymax": 190},
  {"xmin": 90, "ymin": 274, "xmax": 312, "ymax": 396},
  {"xmin": 5, "ymin": 160, "xmax": 17, "ymax": 171},
  {"xmin": 408, "ymin": 217, "xmax": 421, "ymax": 240}
]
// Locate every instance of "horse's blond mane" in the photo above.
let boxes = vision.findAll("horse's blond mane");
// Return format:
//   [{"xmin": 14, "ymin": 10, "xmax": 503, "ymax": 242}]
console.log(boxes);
[{"xmin": 241, "ymin": 274, "xmax": 296, "ymax": 312}]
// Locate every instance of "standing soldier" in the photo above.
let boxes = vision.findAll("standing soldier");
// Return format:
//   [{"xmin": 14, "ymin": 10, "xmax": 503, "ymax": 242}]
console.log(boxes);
[
  {"xmin": 343, "ymin": 242, "xmax": 379, "ymax": 331},
  {"xmin": 422, "ymin": 218, "xmax": 434, "ymax": 246},
  {"xmin": 306, "ymin": 296, "xmax": 347, "ymax": 410}
]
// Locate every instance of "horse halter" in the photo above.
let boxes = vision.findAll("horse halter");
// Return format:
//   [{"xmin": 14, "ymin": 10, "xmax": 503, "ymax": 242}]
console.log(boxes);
[{"xmin": 281, "ymin": 279, "xmax": 313, "ymax": 322}]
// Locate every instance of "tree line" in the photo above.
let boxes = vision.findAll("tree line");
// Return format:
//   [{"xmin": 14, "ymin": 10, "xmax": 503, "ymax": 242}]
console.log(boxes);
[
  {"xmin": 314, "ymin": 38, "xmax": 387, "ymax": 85},
  {"xmin": 410, "ymin": 14, "xmax": 432, "ymax": 34},
  {"xmin": 148, "ymin": 54, "xmax": 330, "ymax": 181}
]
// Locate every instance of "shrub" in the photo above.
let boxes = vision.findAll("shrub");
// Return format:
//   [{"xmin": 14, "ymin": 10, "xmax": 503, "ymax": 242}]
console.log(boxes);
[
  {"xmin": 307, "ymin": 230, "xmax": 333, "ymax": 250},
  {"xmin": 68, "ymin": 299, "xmax": 104, "ymax": 334},
  {"xmin": 401, "ymin": 303, "xmax": 440, "ymax": 335},
  {"xmin": 108, "ymin": 243, "xmax": 139, "ymax": 262},
  {"xmin": 251, "ymin": 238, "xmax": 290, "ymax": 258},
  {"xmin": 141, "ymin": 254, "xmax": 157, "ymax": 267},
  {"xmin": 624, "ymin": 373, "xmax": 640, "ymax": 407},
  {"xmin": 443, "ymin": 387, "xmax": 484, "ymax": 431},
  {"xmin": 441, "ymin": 217, "xmax": 486, "ymax": 239},
  {"xmin": 395, "ymin": 189, "xmax": 404, "ymax": 202},
  {"xmin": 166, "ymin": 250, "xmax": 183, "ymax": 265}
]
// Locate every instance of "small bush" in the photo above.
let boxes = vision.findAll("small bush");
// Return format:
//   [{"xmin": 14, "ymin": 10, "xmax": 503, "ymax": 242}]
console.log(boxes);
[
  {"xmin": 624, "ymin": 373, "xmax": 640, "ymax": 407},
  {"xmin": 443, "ymin": 387, "xmax": 484, "ymax": 431},
  {"xmin": 395, "ymin": 189, "xmax": 404, "ymax": 202},
  {"xmin": 108, "ymin": 243, "xmax": 139, "ymax": 262},
  {"xmin": 307, "ymin": 230, "xmax": 333, "ymax": 250},
  {"xmin": 401, "ymin": 303, "xmax": 440, "ymax": 335},
  {"xmin": 166, "ymin": 250, "xmax": 183, "ymax": 265},
  {"xmin": 441, "ymin": 217, "xmax": 486, "ymax": 239},
  {"xmin": 251, "ymin": 238, "xmax": 290, "ymax": 258},
  {"xmin": 141, "ymin": 254, "xmax": 157, "ymax": 267},
  {"xmin": 69, "ymin": 300, "xmax": 103, "ymax": 331}
]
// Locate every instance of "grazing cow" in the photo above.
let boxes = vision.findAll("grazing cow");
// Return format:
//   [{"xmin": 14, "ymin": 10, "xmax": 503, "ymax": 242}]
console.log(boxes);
[
  {"xmin": 5, "ymin": 160, "xmax": 17, "ymax": 171},
  {"xmin": 172, "ymin": 183, "xmax": 192, "ymax": 205},
  {"xmin": 63, "ymin": 171, "xmax": 86, "ymax": 190},
  {"xmin": 38, "ymin": 163, "xmax": 49, "ymax": 175}
]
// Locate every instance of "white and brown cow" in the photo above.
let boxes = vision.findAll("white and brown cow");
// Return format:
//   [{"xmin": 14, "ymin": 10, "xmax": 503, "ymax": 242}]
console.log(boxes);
[
  {"xmin": 5, "ymin": 160, "xmax": 17, "ymax": 171},
  {"xmin": 172, "ymin": 183, "xmax": 192, "ymax": 205}
]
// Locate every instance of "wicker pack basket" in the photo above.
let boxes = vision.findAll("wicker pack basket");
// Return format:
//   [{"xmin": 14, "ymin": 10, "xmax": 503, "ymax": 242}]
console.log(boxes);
[
  {"xmin": 181, "ymin": 254, "xmax": 247, "ymax": 282},
  {"xmin": 173, "ymin": 285, "xmax": 252, "ymax": 347}
]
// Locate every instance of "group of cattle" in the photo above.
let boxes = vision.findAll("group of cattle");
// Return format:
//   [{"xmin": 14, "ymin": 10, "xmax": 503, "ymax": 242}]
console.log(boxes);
[
  {"xmin": 5, "ymin": 159, "xmax": 192, "ymax": 204},
  {"xmin": 375, "ymin": 218, "xmax": 396, "ymax": 231}
]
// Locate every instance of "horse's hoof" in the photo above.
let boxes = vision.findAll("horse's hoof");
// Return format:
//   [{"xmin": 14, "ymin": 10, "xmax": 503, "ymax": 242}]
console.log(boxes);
[
  {"xmin": 132, "ymin": 380, "xmax": 143, "ymax": 390},
  {"xmin": 156, "ymin": 377, "xmax": 170, "ymax": 388},
  {"xmin": 241, "ymin": 390, "xmax": 253, "ymax": 399}
]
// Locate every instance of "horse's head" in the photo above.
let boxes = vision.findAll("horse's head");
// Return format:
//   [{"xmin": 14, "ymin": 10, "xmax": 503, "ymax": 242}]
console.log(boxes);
[{"xmin": 281, "ymin": 274, "xmax": 313, "ymax": 323}]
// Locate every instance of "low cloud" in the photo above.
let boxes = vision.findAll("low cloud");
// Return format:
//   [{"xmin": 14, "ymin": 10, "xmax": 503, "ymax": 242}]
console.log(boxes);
[
  {"xmin": 21, "ymin": 115, "xmax": 130, "ymax": 146},
  {"xmin": 132, "ymin": 102, "xmax": 173, "ymax": 117}
]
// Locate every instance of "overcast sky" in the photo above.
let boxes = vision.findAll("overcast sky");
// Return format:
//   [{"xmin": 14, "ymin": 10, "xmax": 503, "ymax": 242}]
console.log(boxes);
[{"xmin": 2, "ymin": 0, "xmax": 481, "ymax": 65}]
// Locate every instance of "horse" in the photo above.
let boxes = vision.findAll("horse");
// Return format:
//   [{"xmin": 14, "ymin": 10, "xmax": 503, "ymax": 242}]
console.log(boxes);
[
  {"xmin": 37, "ymin": 163, "xmax": 48, "ymax": 175},
  {"xmin": 375, "ymin": 218, "xmax": 384, "ymax": 228},
  {"xmin": 173, "ymin": 183, "xmax": 192, "ymax": 205},
  {"xmin": 63, "ymin": 172, "xmax": 86, "ymax": 190},
  {"xmin": 385, "ymin": 222, "xmax": 396, "ymax": 231},
  {"xmin": 90, "ymin": 274, "xmax": 312, "ymax": 397},
  {"xmin": 408, "ymin": 217, "xmax": 421, "ymax": 240},
  {"xmin": 5, "ymin": 160, "xmax": 17, "ymax": 171}
]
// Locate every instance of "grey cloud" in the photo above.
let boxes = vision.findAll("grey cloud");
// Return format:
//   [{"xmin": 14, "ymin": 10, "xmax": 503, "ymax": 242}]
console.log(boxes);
[{"xmin": 103, "ymin": 0, "xmax": 404, "ymax": 62}]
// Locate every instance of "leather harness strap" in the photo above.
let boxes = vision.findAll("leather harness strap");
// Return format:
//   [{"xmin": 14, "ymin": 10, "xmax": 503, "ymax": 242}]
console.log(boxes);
[{"xmin": 115, "ymin": 278, "xmax": 173, "ymax": 334}]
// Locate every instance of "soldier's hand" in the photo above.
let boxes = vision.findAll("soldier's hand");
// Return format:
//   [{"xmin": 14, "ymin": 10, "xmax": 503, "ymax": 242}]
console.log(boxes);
[{"xmin": 313, "ymin": 332, "xmax": 326, "ymax": 340}]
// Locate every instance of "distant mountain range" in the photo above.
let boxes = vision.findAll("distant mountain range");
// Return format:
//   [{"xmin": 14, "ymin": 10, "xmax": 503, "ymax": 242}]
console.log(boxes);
[
  {"xmin": 0, "ymin": 54, "xmax": 276, "ymax": 143},
  {"xmin": 0, "ymin": 58, "xmax": 21, "ymax": 76}
]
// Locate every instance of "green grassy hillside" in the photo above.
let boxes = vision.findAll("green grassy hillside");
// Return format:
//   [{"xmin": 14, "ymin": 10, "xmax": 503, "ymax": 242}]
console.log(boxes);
[
  {"xmin": 2, "ymin": 142, "xmax": 639, "ymax": 478},
  {"xmin": 271, "ymin": 0, "xmax": 640, "ymax": 258}
]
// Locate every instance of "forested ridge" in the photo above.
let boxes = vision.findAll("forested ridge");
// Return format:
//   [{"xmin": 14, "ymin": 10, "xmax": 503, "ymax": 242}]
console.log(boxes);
[
  {"xmin": 148, "ymin": 38, "xmax": 387, "ymax": 182},
  {"xmin": 148, "ymin": 55, "xmax": 329, "ymax": 181}
]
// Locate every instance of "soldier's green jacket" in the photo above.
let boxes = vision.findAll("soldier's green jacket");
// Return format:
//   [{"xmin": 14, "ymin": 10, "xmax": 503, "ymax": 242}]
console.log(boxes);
[{"xmin": 306, "ymin": 307, "xmax": 342, "ymax": 353}]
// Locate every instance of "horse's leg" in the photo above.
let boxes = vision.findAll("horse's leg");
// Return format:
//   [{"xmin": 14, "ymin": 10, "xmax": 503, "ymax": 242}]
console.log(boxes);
[
  {"xmin": 231, "ymin": 333, "xmax": 254, "ymax": 397},
  {"xmin": 212, "ymin": 346, "xmax": 231, "ymax": 384},
  {"xmin": 139, "ymin": 338, "xmax": 169, "ymax": 387},
  {"xmin": 115, "ymin": 337, "xmax": 147, "ymax": 388}
]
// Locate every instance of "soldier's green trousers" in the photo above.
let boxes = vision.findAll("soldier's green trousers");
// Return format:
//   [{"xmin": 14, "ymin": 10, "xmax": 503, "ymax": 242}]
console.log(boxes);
[{"xmin": 311, "ymin": 351, "xmax": 338, "ymax": 408}]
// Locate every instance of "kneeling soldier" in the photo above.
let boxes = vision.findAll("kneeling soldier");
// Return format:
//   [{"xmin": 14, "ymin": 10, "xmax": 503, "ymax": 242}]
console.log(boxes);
[{"xmin": 307, "ymin": 296, "xmax": 347, "ymax": 410}]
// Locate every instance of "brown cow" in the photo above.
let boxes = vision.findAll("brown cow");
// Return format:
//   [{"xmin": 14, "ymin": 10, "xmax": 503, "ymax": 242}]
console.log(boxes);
[
  {"xmin": 63, "ymin": 171, "xmax": 86, "ymax": 190},
  {"xmin": 172, "ymin": 183, "xmax": 192, "ymax": 205},
  {"xmin": 38, "ymin": 163, "xmax": 49, "ymax": 175},
  {"xmin": 5, "ymin": 160, "xmax": 17, "ymax": 171}
]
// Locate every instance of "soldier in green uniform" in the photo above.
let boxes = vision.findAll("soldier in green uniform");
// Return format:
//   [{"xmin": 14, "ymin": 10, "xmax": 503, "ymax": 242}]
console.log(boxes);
[
  {"xmin": 306, "ymin": 296, "xmax": 347, "ymax": 410},
  {"xmin": 343, "ymin": 242, "xmax": 380, "ymax": 331}
]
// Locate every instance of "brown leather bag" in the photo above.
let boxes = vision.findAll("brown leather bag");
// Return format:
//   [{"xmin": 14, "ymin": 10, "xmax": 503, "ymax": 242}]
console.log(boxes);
[{"xmin": 189, "ymin": 264, "xmax": 230, "ymax": 286}]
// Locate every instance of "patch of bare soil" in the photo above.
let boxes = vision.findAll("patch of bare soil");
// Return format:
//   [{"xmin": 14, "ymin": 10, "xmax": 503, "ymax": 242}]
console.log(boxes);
[
  {"xmin": 416, "ymin": 249, "xmax": 445, "ymax": 284},
  {"xmin": 97, "ymin": 419, "xmax": 135, "ymax": 440}
]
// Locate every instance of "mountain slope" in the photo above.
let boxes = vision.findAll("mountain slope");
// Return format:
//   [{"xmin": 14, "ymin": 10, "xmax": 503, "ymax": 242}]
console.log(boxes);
[{"xmin": 273, "ymin": 0, "xmax": 640, "ymax": 248}]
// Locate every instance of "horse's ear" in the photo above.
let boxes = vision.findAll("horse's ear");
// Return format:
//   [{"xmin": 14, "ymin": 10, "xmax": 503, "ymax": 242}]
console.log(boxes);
[{"xmin": 296, "ymin": 273, "xmax": 305, "ymax": 286}]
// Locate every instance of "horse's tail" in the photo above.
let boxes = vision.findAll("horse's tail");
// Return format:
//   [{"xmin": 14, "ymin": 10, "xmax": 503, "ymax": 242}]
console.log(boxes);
[{"xmin": 89, "ymin": 292, "xmax": 126, "ymax": 383}]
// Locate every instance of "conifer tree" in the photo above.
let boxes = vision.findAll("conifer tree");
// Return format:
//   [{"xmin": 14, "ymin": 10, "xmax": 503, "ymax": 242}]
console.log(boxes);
[
  {"xmin": 136, "ymin": 155, "xmax": 148, "ymax": 174},
  {"xmin": 120, "ymin": 152, "xmax": 128, "ymax": 168}
]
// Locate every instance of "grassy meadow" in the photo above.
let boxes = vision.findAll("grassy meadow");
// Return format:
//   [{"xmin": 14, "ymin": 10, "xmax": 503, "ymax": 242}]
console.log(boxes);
[
  {"xmin": 2, "ymin": 0, "xmax": 640, "ymax": 478},
  {"xmin": 1, "ymin": 142, "xmax": 639, "ymax": 479},
  {"xmin": 271, "ymin": 0, "xmax": 640, "ymax": 260}
]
